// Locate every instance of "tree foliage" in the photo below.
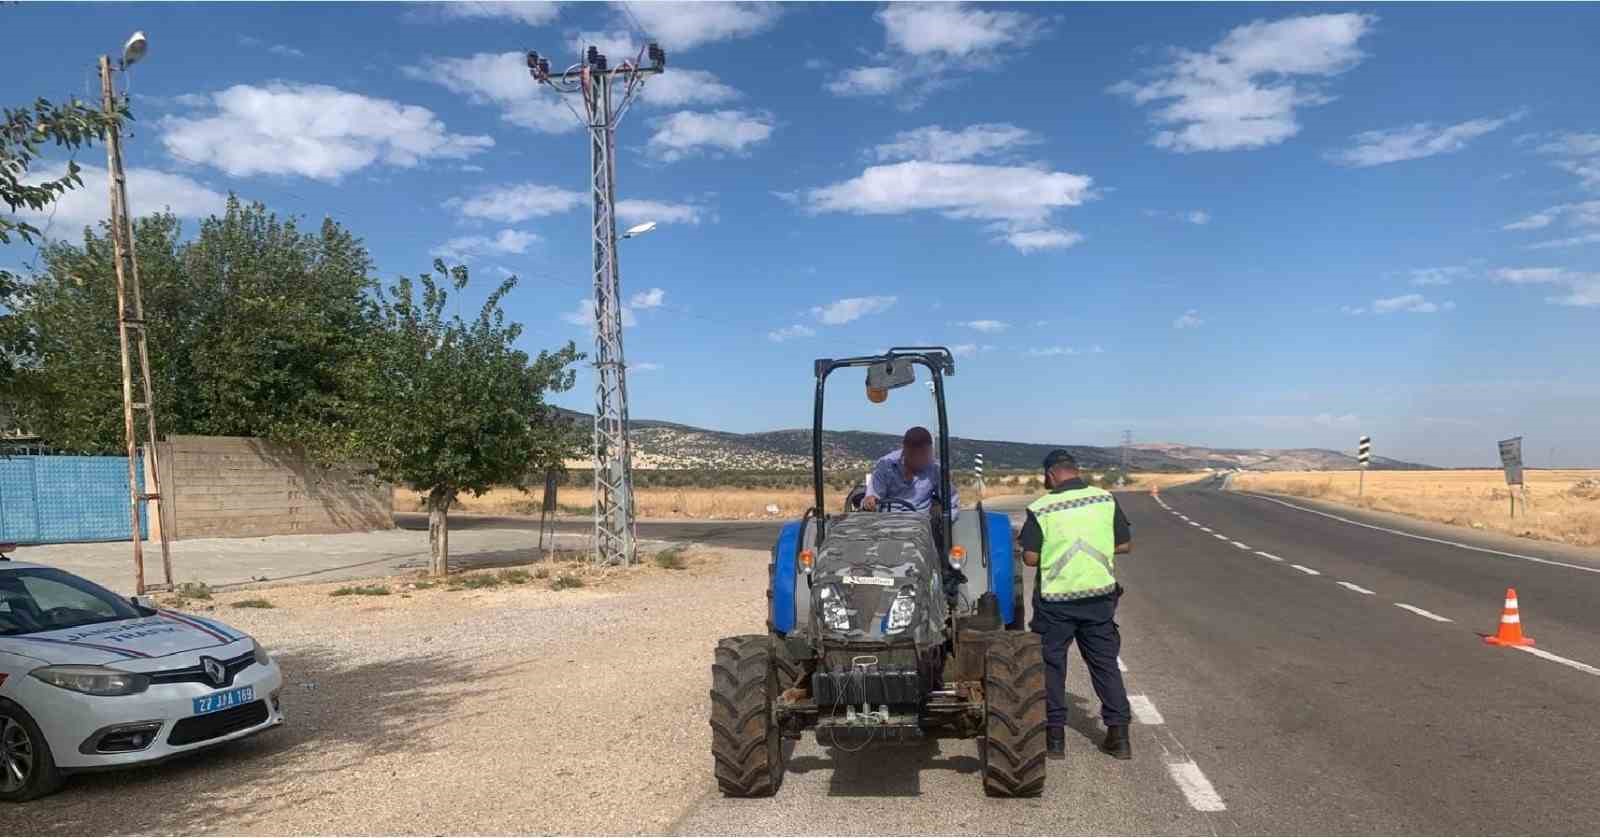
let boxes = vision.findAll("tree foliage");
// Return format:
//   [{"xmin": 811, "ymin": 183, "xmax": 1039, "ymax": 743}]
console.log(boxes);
[
  {"xmin": 328, "ymin": 260, "xmax": 584, "ymax": 574},
  {"xmin": 1, "ymin": 97, "xmax": 125, "ymax": 393},
  {"xmin": 6, "ymin": 197, "xmax": 375, "ymax": 452}
]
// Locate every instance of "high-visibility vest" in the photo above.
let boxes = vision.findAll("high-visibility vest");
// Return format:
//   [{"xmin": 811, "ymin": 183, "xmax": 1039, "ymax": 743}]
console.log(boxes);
[{"xmin": 1028, "ymin": 486, "xmax": 1118, "ymax": 601}]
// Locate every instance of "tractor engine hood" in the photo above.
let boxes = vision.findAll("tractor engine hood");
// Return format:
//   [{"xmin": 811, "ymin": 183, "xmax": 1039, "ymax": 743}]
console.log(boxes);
[{"xmin": 811, "ymin": 512, "xmax": 948, "ymax": 645}]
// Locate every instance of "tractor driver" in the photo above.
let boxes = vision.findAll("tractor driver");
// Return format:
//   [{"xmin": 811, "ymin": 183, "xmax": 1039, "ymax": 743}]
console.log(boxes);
[{"xmin": 860, "ymin": 426, "xmax": 960, "ymax": 519}]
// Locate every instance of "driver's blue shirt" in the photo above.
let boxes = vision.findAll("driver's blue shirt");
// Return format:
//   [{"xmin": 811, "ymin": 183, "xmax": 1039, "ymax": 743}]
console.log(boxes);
[{"xmin": 864, "ymin": 449, "xmax": 960, "ymax": 519}]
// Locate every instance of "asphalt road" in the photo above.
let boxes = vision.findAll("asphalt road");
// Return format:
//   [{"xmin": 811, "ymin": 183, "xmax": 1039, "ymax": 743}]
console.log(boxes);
[{"xmin": 672, "ymin": 480, "xmax": 1600, "ymax": 834}]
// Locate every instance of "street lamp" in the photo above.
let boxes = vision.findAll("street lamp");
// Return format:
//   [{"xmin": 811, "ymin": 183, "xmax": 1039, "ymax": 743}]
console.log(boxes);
[
  {"xmin": 121, "ymin": 31, "xmax": 148, "ymax": 68},
  {"xmin": 621, "ymin": 221, "xmax": 657, "ymax": 239}
]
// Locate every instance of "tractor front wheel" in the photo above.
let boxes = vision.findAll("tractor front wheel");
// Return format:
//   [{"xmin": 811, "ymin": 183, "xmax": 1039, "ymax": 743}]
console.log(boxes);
[
  {"xmin": 710, "ymin": 635, "xmax": 785, "ymax": 797},
  {"xmin": 980, "ymin": 631, "xmax": 1047, "ymax": 797}
]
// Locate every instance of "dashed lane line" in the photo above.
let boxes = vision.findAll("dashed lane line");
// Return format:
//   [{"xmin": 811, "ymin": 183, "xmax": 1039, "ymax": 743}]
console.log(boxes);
[
  {"xmin": 1336, "ymin": 581, "xmax": 1376, "ymax": 595},
  {"xmin": 1230, "ymin": 541, "xmax": 1251, "ymax": 550},
  {"xmin": 1515, "ymin": 646, "xmax": 1600, "ymax": 678},
  {"xmin": 1212, "ymin": 533, "xmax": 1230, "ymax": 541},
  {"xmin": 1129, "ymin": 694, "xmax": 1166, "ymax": 725},
  {"xmin": 1255, "ymin": 551, "xmax": 1285, "ymax": 562},
  {"xmin": 1290, "ymin": 564, "xmax": 1321, "ymax": 576},
  {"xmin": 1166, "ymin": 761, "xmax": 1228, "ymax": 812},
  {"xmin": 1199, "ymin": 526, "xmax": 1213, "ymax": 532},
  {"xmin": 1394, "ymin": 603, "xmax": 1453, "ymax": 622}
]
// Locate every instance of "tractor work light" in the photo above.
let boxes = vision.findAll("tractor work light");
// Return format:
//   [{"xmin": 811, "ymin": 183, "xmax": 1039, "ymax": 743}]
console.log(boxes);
[
  {"xmin": 885, "ymin": 587, "xmax": 917, "ymax": 632},
  {"xmin": 819, "ymin": 585, "xmax": 852, "ymax": 632},
  {"xmin": 866, "ymin": 386, "xmax": 887, "ymax": 404}
]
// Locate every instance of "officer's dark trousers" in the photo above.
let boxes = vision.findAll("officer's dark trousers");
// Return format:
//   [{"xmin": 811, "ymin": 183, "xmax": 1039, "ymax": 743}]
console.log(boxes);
[{"xmin": 1030, "ymin": 591, "xmax": 1131, "ymax": 728}]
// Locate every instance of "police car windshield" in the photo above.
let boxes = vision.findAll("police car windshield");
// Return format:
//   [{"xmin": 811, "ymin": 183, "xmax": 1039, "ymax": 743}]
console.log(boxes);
[{"xmin": 0, "ymin": 567, "xmax": 142, "ymax": 636}]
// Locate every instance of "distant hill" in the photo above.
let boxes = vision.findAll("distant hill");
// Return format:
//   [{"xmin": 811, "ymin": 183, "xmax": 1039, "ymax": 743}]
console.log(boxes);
[{"xmin": 551, "ymin": 409, "xmax": 1432, "ymax": 472}]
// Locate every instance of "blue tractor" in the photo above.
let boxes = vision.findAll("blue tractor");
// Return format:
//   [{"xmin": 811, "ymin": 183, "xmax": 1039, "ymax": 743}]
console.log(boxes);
[{"xmin": 709, "ymin": 347, "xmax": 1045, "ymax": 798}]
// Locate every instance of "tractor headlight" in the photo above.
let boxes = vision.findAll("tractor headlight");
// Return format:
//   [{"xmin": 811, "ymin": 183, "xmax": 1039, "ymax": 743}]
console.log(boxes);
[
  {"xmin": 886, "ymin": 587, "xmax": 917, "ymax": 632},
  {"xmin": 30, "ymin": 665, "xmax": 149, "ymax": 696},
  {"xmin": 819, "ymin": 585, "xmax": 852, "ymax": 632}
]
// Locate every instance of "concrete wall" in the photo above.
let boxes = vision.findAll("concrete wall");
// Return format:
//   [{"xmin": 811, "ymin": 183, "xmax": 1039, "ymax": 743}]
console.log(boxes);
[{"xmin": 158, "ymin": 436, "xmax": 392, "ymax": 539}]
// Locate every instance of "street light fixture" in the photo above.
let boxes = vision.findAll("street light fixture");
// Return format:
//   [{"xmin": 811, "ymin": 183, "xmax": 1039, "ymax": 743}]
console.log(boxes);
[
  {"xmin": 121, "ymin": 31, "xmax": 148, "ymax": 68},
  {"xmin": 621, "ymin": 221, "xmax": 657, "ymax": 239}
]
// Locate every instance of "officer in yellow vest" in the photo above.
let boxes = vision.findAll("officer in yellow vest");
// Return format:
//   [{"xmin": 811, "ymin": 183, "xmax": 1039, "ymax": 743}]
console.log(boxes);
[{"xmin": 1019, "ymin": 450, "xmax": 1133, "ymax": 760}]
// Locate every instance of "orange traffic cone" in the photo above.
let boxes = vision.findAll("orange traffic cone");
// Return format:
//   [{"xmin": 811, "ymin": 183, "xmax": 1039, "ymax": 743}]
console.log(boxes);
[{"xmin": 1484, "ymin": 587, "xmax": 1535, "ymax": 647}]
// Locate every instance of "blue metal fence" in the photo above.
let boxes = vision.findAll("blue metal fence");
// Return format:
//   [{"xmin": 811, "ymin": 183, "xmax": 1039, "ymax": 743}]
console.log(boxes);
[{"xmin": 0, "ymin": 455, "xmax": 147, "ymax": 544}]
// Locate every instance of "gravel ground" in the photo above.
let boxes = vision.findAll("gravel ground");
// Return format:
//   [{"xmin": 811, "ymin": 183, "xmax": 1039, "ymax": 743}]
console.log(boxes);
[{"xmin": 8, "ymin": 549, "xmax": 765, "ymax": 835}]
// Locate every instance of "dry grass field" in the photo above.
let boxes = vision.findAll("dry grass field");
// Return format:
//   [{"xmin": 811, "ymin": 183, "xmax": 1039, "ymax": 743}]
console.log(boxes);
[
  {"xmin": 1232, "ymin": 469, "xmax": 1600, "ymax": 547},
  {"xmin": 394, "ymin": 471, "xmax": 1209, "ymax": 520}
]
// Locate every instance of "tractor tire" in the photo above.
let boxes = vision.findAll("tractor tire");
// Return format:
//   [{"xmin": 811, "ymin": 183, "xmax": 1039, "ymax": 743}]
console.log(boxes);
[
  {"xmin": 980, "ymin": 631, "xmax": 1047, "ymax": 797},
  {"xmin": 1006, "ymin": 580, "xmax": 1026, "ymax": 632},
  {"xmin": 710, "ymin": 635, "xmax": 785, "ymax": 798}
]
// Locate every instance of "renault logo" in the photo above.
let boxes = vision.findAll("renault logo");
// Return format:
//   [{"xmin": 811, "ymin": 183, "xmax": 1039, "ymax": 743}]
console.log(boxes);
[{"xmin": 200, "ymin": 656, "xmax": 228, "ymax": 687}]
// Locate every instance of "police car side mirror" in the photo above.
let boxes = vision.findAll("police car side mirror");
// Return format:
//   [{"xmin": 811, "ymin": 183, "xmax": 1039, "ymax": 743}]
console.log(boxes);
[{"xmin": 130, "ymin": 594, "xmax": 155, "ymax": 610}]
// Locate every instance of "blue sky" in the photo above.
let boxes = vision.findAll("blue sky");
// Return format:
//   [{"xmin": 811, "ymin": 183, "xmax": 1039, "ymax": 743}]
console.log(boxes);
[{"xmin": 5, "ymin": 2, "xmax": 1598, "ymax": 467}]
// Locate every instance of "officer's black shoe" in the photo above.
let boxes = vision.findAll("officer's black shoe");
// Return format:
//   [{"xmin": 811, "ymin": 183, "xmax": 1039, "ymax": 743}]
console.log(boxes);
[
  {"xmin": 1099, "ymin": 724, "xmax": 1132, "ymax": 760},
  {"xmin": 1046, "ymin": 726, "xmax": 1066, "ymax": 760}
]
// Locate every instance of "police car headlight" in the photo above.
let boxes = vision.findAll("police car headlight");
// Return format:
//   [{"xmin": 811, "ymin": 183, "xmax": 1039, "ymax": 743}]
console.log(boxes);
[
  {"xmin": 886, "ymin": 588, "xmax": 917, "ymax": 632},
  {"xmin": 30, "ymin": 665, "xmax": 150, "ymax": 696},
  {"xmin": 819, "ymin": 585, "xmax": 852, "ymax": 632},
  {"xmin": 252, "ymin": 639, "xmax": 271, "ymax": 666}
]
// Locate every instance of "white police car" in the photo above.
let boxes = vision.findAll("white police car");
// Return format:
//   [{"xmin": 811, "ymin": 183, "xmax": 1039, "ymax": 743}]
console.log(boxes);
[{"xmin": 0, "ymin": 547, "xmax": 283, "ymax": 801}]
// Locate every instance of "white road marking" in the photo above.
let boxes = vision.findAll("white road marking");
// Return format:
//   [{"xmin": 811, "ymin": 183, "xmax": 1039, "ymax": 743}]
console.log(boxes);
[
  {"xmin": 1199, "ymin": 526, "xmax": 1212, "ymax": 532},
  {"xmin": 1515, "ymin": 646, "xmax": 1600, "ymax": 677},
  {"xmin": 1212, "ymin": 533, "xmax": 1230, "ymax": 541},
  {"xmin": 1336, "ymin": 581, "xmax": 1376, "ymax": 595},
  {"xmin": 1394, "ymin": 603, "xmax": 1452, "ymax": 622},
  {"xmin": 1166, "ymin": 760, "xmax": 1227, "ymax": 812},
  {"xmin": 1129, "ymin": 694, "xmax": 1165, "ymax": 725},
  {"xmin": 1255, "ymin": 550, "xmax": 1285, "ymax": 562},
  {"xmin": 1290, "ymin": 564, "xmax": 1321, "ymax": 576},
  {"xmin": 1188, "ymin": 521, "xmax": 1201, "ymax": 527},
  {"xmin": 1231, "ymin": 541, "xmax": 1251, "ymax": 550},
  {"xmin": 1116, "ymin": 655, "xmax": 1127, "ymax": 672},
  {"xmin": 1240, "ymin": 492, "xmax": 1600, "ymax": 576}
]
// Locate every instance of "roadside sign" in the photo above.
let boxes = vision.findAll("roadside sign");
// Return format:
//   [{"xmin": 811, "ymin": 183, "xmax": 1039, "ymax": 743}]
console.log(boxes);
[
  {"xmin": 1498, "ymin": 437, "xmax": 1524, "ymax": 486},
  {"xmin": 1357, "ymin": 436, "xmax": 1372, "ymax": 469}
]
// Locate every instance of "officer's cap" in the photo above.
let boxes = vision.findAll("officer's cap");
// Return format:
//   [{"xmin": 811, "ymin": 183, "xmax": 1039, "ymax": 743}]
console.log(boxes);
[{"xmin": 1042, "ymin": 449, "xmax": 1078, "ymax": 471}]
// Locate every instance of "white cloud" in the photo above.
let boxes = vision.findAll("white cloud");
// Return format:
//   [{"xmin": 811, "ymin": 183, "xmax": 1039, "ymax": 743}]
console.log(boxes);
[
  {"xmin": 878, "ymin": 2, "xmax": 1037, "ymax": 57},
  {"xmin": 445, "ymin": 182, "xmax": 585, "ymax": 222},
  {"xmin": 1503, "ymin": 200, "xmax": 1600, "ymax": 247},
  {"xmin": 959, "ymin": 319, "xmax": 1009, "ymax": 333},
  {"xmin": 629, "ymin": 287, "xmax": 666, "ymax": 309},
  {"xmin": 873, "ymin": 123, "xmax": 1039, "ymax": 163},
  {"xmin": 826, "ymin": 67, "xmax": 903, "ymax": 97},
  {"xmin": 1493, "ymin": 268, "xmax": 1600, "ymax": 307},
  {"xmin": 1147, "ymin": 208, "xmax": 1212, "ymax": 225},
  {"xmin": 1408, "ymin": 265, "xmax": 1470, "ymax": 286},
  {"xmin": 15, "ymin": 163, "xmax": 226, "ymax": 234},
  {"xmin": 436, "ymin": 1, "xmax": 560, "ymax": 25},
  {"xmin": 239, "ymin": 36, "xmax": 305, "ymax": 58},
  {"xmin": 1494, "ymin": 267, "xmax": 1569, "ymax": 284},
  {"xmin": 632, "ymin": 362, "xmax": 663, "ymax": 373},
  {"xmin": 430, "ymin": 228, "xmax": 539, "ymax": 262},
  {"xmin": 638, "ymin": 69, "xmax": 740, "ymax": 107},
  {"xmin": 562, "ymin": 298, "xmax": 637, "ymax": 328},
  {"xmin": 648, "ymin": 110, "xmax": 774, "ymax": 162},
  {"xmin": 1536, "ymin": 132, "xmax": 1600, "ymax": 190},
  {"xmin": 1528, "ymin": 232, "xmax": 1600, "ymax": 250},
  {"xmin": 1173, "ymin": 309, "xmax": 1204, "ymax": 329},
  {"xmin": 1341, "ymin": 305, "xmax": 1366, "ymax": 315},
  {"xmin": 950, "ymin": 343, "xmax": 978, "ymax": 357},
  {"xmin": 1187, "ymin": 210, "xmax": 1212, "ymax": 225},
  {"xmin": 162, "ymin": 83, "xmax": 492, "ymax": 180},
  {"xmin": 812, "ymin": 296, "xmax": 897, "ymax": 325},
  {"xmin": 405, "ymin": 52, "xmax": 578, "ymax": 133},
  {"xmin": 571, "ymin": 30, "xmax": 643, "ymax": 61},
  {"xmin": 615, "ymin": 199, "xmax": 702, "ymax": 226},
  {"xmin": 1027, "ymin": 346, "xmax": 1079, "ymax": 357},
  {"xmin": 1371, "ymin": 293, "xmax": 1452, "ymax": 314},
  {"xmin": 767, "ymin": 324, "xmax": 816, "ymax": 342},
  {"xmin": 1329, "ymin": 113, "xmax": 1520, "ymax": 167},
  {"xmin": 804, "ymin": 161, "xmax": 1093, "ymax": 227},
  {"xmin": 1504, "ymin": 210, "xmax": 1556, "ymax": 231},
  {"xmin": 1111, "ymin": 13, "xmax": 1375, "ymax": 152},
  {"xmin": 624, "ymin": 1, "xmax": 782, "ymax": 50},
  {"xmin": 1003, "ymin": 228, "xmax": 1085, "ymax": 253}
]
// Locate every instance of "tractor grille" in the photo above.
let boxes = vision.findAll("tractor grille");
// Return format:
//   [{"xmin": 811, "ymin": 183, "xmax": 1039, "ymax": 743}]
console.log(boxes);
[{"xmin": 167, "ymin": 700, "xmax": 269, "ymax": 746}]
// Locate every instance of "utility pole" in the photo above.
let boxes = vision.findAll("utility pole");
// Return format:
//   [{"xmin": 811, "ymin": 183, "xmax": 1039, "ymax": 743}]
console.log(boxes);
[
  {"xmin": 527, "ymin": 43, "xmax": 664, "ymax": 565},
  {"xmin": 1120, "ymin": 429, "xmax": 1132, "ymax": 485},
  {"xmin": 99, "ymin": 34, "xmax": 173, "ymax": 594}
]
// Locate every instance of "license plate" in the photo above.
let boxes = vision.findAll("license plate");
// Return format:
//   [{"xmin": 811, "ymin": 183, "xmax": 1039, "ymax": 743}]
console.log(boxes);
[{"xmin": 192, "ymin": 685, "xmax": 254, "ymax": 716}]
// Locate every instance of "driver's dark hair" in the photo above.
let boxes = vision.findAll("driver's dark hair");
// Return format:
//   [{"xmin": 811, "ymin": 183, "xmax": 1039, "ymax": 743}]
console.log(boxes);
[{"xmin": 903, "ymin": 426, "xmax": 933, "ymax": 448}]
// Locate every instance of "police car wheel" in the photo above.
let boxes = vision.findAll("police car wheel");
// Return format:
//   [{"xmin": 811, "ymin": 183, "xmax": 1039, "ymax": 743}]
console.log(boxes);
[
  {"xmin": 980, "ymin": 631, "xmax": 1047, "ymax": 797},
  {"xmin": 0, "ymin": 699, "xmax": 62, "ymax": 803}
]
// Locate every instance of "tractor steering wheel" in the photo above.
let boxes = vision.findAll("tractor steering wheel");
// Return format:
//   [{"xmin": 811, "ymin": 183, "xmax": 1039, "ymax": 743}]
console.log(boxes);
[{"xmin": 875, "ymin": 497, "xmax": 919, "ymax": 512}]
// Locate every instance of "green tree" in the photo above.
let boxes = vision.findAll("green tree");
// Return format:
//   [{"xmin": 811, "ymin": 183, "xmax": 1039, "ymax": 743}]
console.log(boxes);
[
  {"xmin": 1, "ymin": 97, "xmax": 124, "ymax": 393},
  {"xmin": 330, "ymin": 261, "xmax": 583, "ymax": 575},
  {"xmin": 7, "ymin": 198, "xmax": 376, "ymax": 452}
]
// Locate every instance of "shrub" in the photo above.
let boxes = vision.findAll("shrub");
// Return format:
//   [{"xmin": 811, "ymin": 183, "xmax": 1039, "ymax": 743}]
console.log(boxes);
[
  {"xmin": 231, "ymin": 598, "xmax": 275, "ymax": 609},
  {"xmin": 551, "ymin": 574, "xmax": 585, "ymax": 591},
  {"xmin": 457, "ymin": 574, "xmax": 502, "ymax": 590},
  {"xmin": 498, "ymin": 569, "xmax": 532, "ymax": 584},
  {"xmin": 654, "ymin": 547, "xmax": 688, "ymax": 570},
  {"xmin": 330, "ymin": 585, "xmax": 390, "ymax": 597},
  {"xmin": 175, "ymin": 582, "xmax": 213, "ymax": 601}
]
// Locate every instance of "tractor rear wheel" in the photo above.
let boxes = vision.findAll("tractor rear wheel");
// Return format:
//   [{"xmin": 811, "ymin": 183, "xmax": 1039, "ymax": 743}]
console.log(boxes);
[
  {"xmin": 980, "ymin": 631, "xmax": 1047, "ymax": 797},
  {"xmin": 710, "ymin": 635, "xmax": 785, "ymax": 797}
]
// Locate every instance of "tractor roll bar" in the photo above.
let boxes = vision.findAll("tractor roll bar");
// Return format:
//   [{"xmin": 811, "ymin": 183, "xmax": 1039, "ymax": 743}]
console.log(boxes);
[{"xmin": 810, "ymin": 346, "xmax": 957, "ymax": 549}]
